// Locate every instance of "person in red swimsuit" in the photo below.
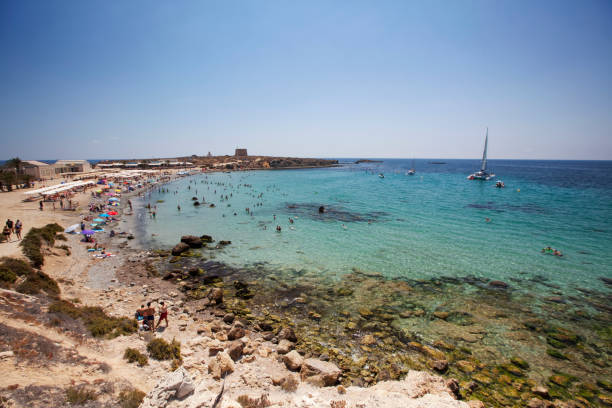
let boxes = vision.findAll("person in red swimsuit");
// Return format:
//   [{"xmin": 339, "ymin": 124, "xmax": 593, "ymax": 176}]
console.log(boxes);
[{"xmin": 156, "ymin": 301, "xmax": 168, "ymax": 329}]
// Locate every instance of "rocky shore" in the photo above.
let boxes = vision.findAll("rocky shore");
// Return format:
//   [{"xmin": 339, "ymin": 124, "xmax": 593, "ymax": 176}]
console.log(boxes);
[{"xmin": 139, "ymin": 229, "xmax": 612, "ymax": 408}]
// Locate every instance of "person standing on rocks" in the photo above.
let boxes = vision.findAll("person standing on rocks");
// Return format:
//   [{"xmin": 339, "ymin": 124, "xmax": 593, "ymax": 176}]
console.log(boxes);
[{"xmin": 156, "ymin": 301, "xmax": 169, "ymax": 330}]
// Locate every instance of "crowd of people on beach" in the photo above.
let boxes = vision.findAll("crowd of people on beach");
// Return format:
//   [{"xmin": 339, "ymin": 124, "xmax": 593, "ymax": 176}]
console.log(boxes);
[{"xmin": 2, "ymin": 219, "xmax": 22, "ymax": 242}]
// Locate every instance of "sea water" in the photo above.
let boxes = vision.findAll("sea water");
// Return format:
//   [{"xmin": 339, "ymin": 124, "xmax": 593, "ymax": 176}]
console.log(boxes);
[{"xmin": 134, "ymin": 159, "xmax": 612, "ymax": 295}]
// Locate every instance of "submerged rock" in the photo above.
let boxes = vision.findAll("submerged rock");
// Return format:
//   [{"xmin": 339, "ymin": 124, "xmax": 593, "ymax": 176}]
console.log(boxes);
[
  {"xmin": 488, "ymin": 280, "xmax": 509, "ymax": 289},
  {"xmin": 171, "ymin": 242, "xmax": 190, "ymax": 256},
  {"xmin": 207, "ymin": 288, "xmax": 223, "ymax": 304},
  {"xmin": 181, "ymin": 235, "xmax": 203, "ymax": 248}
]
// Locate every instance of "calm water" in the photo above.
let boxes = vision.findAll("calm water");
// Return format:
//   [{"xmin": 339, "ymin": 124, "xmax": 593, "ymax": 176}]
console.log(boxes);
[{"xmin": 134, "ymin": 159, "xmax": 612, "ymax": 295}]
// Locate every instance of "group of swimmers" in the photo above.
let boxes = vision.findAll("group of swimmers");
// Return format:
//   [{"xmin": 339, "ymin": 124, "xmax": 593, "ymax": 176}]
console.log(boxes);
[
  {"xmin": 135, "ymin": 301, "xmax": 168, "ymax": 331},
  {"xmin": 542, "ymin": 246, "xmax": 563, "ymax": 257}
]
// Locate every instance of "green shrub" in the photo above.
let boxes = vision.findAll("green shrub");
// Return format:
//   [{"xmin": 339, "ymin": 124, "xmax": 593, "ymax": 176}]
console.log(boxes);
[
  {"xmin": 20, "ymin": 223, "xmax": 63, "ymax": 267},
  {"xmin": 118, "ymin": 388, "xmax": 146, "ymax": 408},
  {"xmin": 0, "ymin": 257, "xmax": 60, "ymax": 297},
  {"xmin": 147, "ymin": 337, "xmax": 181, "ymax": 361},
  {"xmin": 48, "ymin": 299, "xmax": 137, "ymax": 338},
  {"xmin": 123, "ymin": 348, "xmax": 148, "ymax": 366},
  {"xmin": 16, "ymin": 270, "xmax": 60, "ymax": 298},
  {"xmin": 65, "ymin": 386, "xmax": 97, "ymax": 404}
]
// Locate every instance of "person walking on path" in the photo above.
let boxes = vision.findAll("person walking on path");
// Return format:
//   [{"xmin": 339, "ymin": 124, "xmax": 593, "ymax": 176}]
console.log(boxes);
[
  {"xmin": 39, "ymin": 201, "xmax": 44, "ymax": 211},
  {"xmin": 14, "ymin": 220, "xmax": 22, "ymax": 240},
  {"xmin": 5, "ymin": 219, "xmax": 13, "ymax": 240}
]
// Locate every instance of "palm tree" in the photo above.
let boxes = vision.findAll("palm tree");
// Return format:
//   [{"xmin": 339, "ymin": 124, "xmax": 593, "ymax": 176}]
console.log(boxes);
[{"xmin": 6, "ymin": 157, "xmax": 22, "ymax": 173}]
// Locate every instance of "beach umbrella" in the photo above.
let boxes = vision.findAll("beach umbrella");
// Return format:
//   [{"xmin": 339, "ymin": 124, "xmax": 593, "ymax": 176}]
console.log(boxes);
[
  {"xmin": 99, "ymin": 213, "xmax": 110, "ymax": 217},
  {"xmin": 81, "ymin": 230, "xmax": 95, "ymax": 235},
  {"xmin": 107, "ymin": 211, "xmax": 118, "ymax": 215}
]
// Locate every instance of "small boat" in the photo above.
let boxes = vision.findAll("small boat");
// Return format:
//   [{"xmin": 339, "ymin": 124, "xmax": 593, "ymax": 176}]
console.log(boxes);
[
  {"xmin": 468, "ymin": 127, "xmax": 495, "ymax": 181},
  {"xmin": 407, "ymin": 159, "xmax": 416, "ymax": 175},
  {"xmin": 378, "ymin": 173, "xmax": 384, "ymax": 178}
]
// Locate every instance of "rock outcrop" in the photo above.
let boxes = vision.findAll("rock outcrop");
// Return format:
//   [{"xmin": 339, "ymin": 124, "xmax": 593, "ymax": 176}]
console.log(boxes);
[
  {"xmin": 140, "ymin": 367, "xmax": 195, "ymax": 408},
  {"xmin": 300, "ymin": 358, "xmax": 342, "ymax": 386}
]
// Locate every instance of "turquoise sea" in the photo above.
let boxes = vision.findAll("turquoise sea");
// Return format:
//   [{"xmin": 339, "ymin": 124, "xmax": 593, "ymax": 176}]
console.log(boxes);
[
  {"xmin": 135, "ymin": 159, "xmax": 612, "ymax": 295},
  {"xmin": 131, "ymin": 159, "xmax": 612, "ymax": 405}
]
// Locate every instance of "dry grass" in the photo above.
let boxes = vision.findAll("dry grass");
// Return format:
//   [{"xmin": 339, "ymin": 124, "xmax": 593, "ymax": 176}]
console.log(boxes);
[
  {"xmin": 236, "ymin": 394, "xmax": 271, "ymax": 408},
  {"xmin": 146, "ymin": 337, "xmax": 181, "ymax": 361},
  {"xmin": 118, "ymin": 388, "xmax": 146, "ymax": 408},
  {"xmin": 281, "ymin": 375, "xmax": 299, "ymax": 392},
  {"xmin": 48, "ymin": 299, "xmax": 137, "ymax": 338},
  {"xmin": 123, "ymin": 348, "xmax": 148, "ymax": 366},
  {"xmin": 65, "ymin": 386, "xmax": 97, "ymax": 404}
]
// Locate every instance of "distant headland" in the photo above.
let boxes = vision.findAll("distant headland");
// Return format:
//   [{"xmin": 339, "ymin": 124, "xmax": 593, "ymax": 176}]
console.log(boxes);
[{"xmin": 98, "ymin": 149, "xmax": 338, "ymax": 171}]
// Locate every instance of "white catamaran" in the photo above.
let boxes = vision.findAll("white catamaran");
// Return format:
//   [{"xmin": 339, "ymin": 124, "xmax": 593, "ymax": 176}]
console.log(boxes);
[{"xmin": 467, "ymin": 128, "xmax": 495, "ymax": 180}]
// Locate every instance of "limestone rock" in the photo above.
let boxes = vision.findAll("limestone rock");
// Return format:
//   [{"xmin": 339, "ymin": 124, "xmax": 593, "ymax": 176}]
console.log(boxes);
[
  {"xmin": 278, "ymin": 327, "xmax": 297, "ymax": 342},
  {"xmin": 223, "ymin": 313, "xmax": 235, "ymax": 324},
  {"xmin": 228, "ymin": 325, "xmax": 245, "ymax": 340},
  {"xmin": 227, "ymin": 341, "xmax": 244, "ymax": 361},
  {"xmin": 208, "ymin": 351, "xmax": 235, "ymax": 380},
  {"xmin": 277, "ymin": 339, "xmax": 295, "ymax": 355},
  {"xmin": 283, "ymin": 350, "xmax": 304, "ymax": 371},
  {"xmin": 300, "ymin": 358, "xmax": 341, "ymax": 386},
  {"xmin": 140, "ymin": 367, "xmax": 194, "ymax": 408}
]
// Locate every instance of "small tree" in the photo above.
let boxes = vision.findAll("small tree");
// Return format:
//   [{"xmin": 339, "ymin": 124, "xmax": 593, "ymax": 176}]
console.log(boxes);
[{"xmin": 6, "ymin": 157, "xmax": 22, "ymax": 173}]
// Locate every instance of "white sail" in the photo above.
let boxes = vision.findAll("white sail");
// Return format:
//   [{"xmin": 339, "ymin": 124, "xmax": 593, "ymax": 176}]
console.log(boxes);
[{"xmin": 480, "ymin": 127, "xmax": 488, "ymax": 172}]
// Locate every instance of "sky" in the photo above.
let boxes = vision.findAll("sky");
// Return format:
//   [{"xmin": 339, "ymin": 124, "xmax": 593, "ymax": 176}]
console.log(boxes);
[{"xmin": 0, "ymin": 0, "xmax": 611, "ymax": 160}]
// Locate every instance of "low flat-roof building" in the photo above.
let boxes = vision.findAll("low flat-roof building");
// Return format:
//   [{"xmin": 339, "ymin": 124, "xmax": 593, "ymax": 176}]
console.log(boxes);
[
  {"xmin": 54, "ymin": 160, "xmax": 92, "ymax": 175},
  {"xmin": 22, "ymin": 160, "xmax": 56, "ymax": 180}
]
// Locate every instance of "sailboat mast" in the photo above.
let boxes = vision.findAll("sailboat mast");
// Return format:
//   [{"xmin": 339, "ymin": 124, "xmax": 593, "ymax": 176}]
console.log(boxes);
[{"xmin": 481, "ymin": 127, "xmax": 488, "ymax": 172}]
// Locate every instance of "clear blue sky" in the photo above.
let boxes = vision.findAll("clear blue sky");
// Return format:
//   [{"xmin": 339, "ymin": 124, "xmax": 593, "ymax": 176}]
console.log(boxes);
[{"xmin": 1, "ymin": 0, "xmax": 611, "ymax": 160}]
